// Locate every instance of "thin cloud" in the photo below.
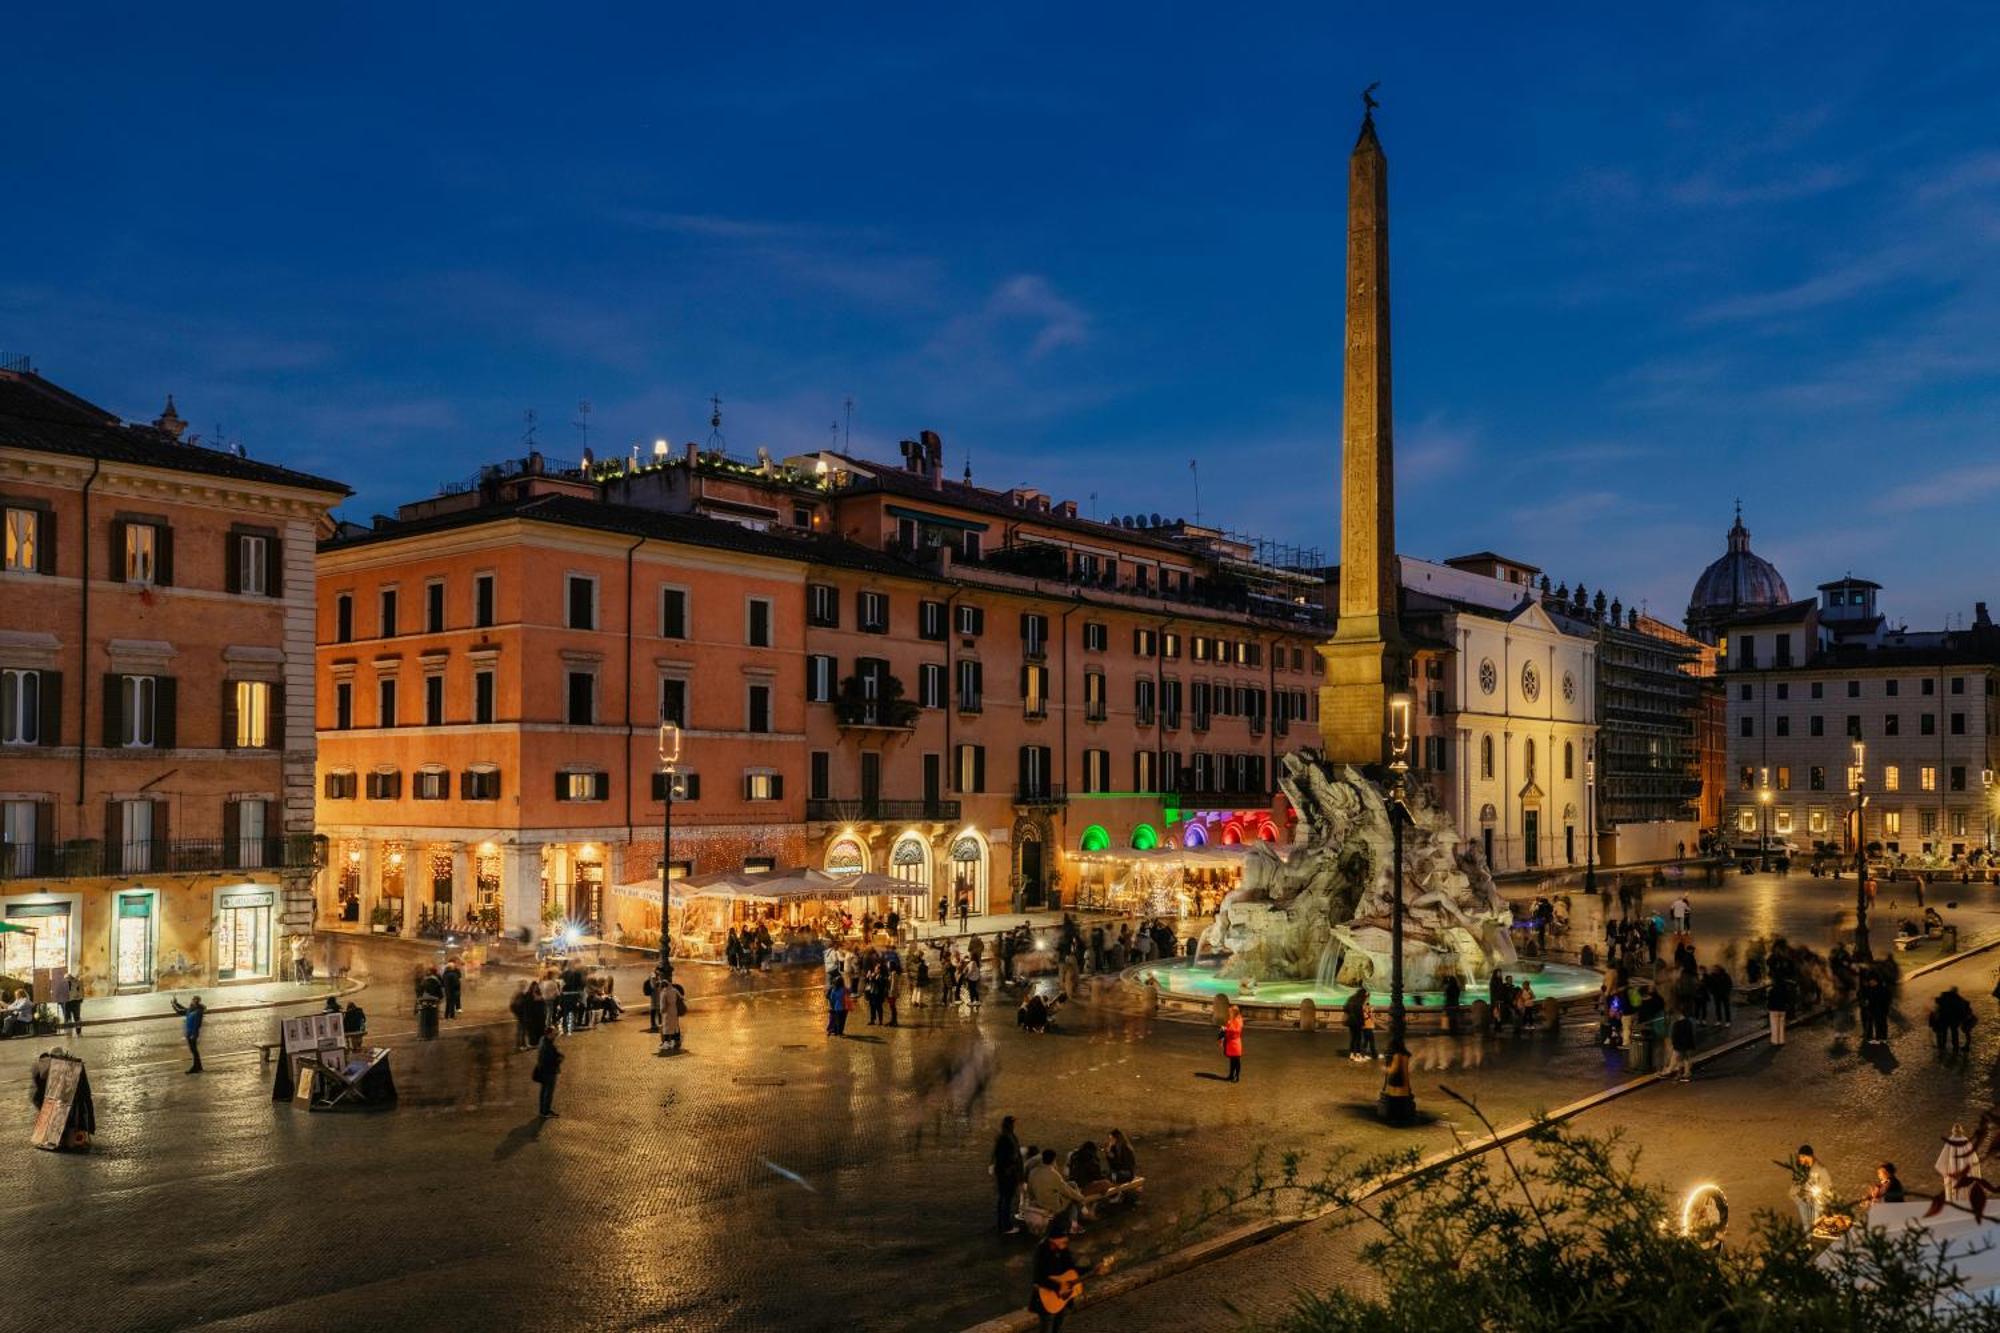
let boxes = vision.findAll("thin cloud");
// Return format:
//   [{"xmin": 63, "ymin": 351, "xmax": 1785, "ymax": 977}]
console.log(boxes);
[
  {"xmin": 1666, "ymin": 163, "xmax": 1859, "ymax": 209},
  {"xmin": 1874, "ymin": 462, "xmax": 2000, "ymax": 514}
]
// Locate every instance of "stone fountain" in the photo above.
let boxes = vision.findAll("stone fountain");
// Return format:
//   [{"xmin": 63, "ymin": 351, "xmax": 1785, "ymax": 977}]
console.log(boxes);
[{"xmin": 1198, "ymin": 752, "xmax": 1517, "ymax": 994}]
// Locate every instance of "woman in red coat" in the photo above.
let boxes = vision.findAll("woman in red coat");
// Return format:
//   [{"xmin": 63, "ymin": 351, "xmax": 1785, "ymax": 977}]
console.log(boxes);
[{"xmin": 1221, "ymin": 1005, "xmax": 1244, "ymax": 1083}]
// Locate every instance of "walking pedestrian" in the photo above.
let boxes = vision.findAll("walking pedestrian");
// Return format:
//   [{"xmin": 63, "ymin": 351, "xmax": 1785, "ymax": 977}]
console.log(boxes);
[
  {"xmin": 442, "ymin": 960, "xmax": 463, "ymax": 1020},
  {"xmin": 958, "ymin": 894, "xmax": 971, "ymax": 935},
  {"xmin": 1344, "ymin": 986, "xmax": 1369, "ymax": 1062},
  {"xmin": 171, "ymin": 995, "xmax": 206, "ymax": 1073},
  {"xmin": 886, "ymin": 964, "xmax": 901, "ymax": 1027},
  {"xmin": 826, "ymin": 975, "xmax": 849, "ymax": 1037},
  {"xmin": 1220, "ymin": 1004, "xmax": 1244, "ymax": 1082},
  {"xmin": 993, "ymin": 1114, "xmax": 1025, "ymax": 1235},
  {"xmin": 1767, "ymin": 971, "xmax": 1795, "ymax": 1047},
  {"xmin": 51, "ymin": 969, "xmax": 80, "ymax": 1038},
  {"xmin": 1706, "ymin": 964, "xmax": 1734, "ymax": 1026},
  {"xmin": 1664, "ymin": 1009, "xmax": 1697, "ymax": 1082},
  {"xmin": 532, "ymin": 1030, "xmax": 563, "ymax": 1117},
  {"xmin": 659, "ymin": 979, "xmax": 685, "ymax": 1054}
]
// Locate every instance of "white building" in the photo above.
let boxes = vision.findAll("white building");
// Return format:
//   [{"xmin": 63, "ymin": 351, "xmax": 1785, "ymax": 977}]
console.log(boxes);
[
  {"xmin": 1400, "ymin": 554, "xmax": 1598, "ymax": 875},
  {"xmin": 1721, "ymin": 582, "xmax": 2000, "ymax": 860}
]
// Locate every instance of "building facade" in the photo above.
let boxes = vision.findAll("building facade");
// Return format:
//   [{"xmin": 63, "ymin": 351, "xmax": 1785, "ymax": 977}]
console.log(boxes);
[
  {"xmin": 314, "ymin": 440, "xmax": 1332, "ymax": 941},
  {"xmin": 1721, "ymin": 585, "xmax": 2000, "ymax": 861},
  {"xmin": 0, "ymin": 368, "xmax": 346, "ymax": 991}
]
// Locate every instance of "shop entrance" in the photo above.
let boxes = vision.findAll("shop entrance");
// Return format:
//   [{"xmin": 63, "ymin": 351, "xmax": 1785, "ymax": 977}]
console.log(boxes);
[
  {"xmin": 215, "ymin": 889, "xmax": 274, "ymax": 981},
  {"xmin": 2, "ymin": 900, "xmax": 70, "ymax": 975},
  {"xmin": 114, "ymin": 892, "xmax": 154, "ymax": 990},
  {"xmin": 1019, "ymin": 837, "xmax": 1045, "ymax": 910}
]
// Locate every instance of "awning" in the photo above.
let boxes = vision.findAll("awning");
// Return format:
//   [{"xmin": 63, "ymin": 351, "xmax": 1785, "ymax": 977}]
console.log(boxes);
[
  {"xmin": 886, "ymin": 504, "xmax": 988, "ymax": 533},
  {"xmin": 680, "ymin": 868, "xmax": 920, "ymax": 904}
]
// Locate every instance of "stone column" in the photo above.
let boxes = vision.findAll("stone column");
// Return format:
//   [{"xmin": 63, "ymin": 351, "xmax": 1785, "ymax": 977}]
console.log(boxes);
[
  {"xmin": 397, "ymin": 847, "xmax": 418, "ymax": 939},
  {"xmin": 357, "ymin": 838, "xmax": 380, "ymax": 931},
  {"xmin": 501, "ymin": 842, "xmax": 542, "ymax": 938},
  {"xmin": 451, "ymin": 842, "xmax": 471, "ymax": 926}
]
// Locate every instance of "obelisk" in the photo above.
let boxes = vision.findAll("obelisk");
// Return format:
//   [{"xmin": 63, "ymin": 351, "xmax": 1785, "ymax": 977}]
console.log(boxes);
[{"xmin": 1317, "ymin": 95, "xmax": 1405, "ymax": 767}]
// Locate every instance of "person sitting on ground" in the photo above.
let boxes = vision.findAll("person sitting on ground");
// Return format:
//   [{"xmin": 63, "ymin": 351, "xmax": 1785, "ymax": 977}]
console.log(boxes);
[
  {"xmin": 1866, "ymin": 1161, "xmax": 1906, "ymax": 1205},
  {"xmin": 1105, "ymin": 1128, "xmax": 1138, "ymax": 1186},
  {"xmin": 2, "ymin": 989, "xmax": 33, "ymax": 1038},
  {"xmin": 1067, "ymin": 1140, "xmax": 1113, "ymax": 1207},
  {"xmin": 1019, "ymin": 991, "xmax": 1051, "ymax": 1033}
]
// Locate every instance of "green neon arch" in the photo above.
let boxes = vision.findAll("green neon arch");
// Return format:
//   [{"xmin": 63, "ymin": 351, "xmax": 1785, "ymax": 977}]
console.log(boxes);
[
  {"xmin": 1131, "ymin": 823, "xmax": 1160, "ymax": 851},
  {"xmin": 1079, "ymin": 824, "xmax": 1111, "ymax": 852}
]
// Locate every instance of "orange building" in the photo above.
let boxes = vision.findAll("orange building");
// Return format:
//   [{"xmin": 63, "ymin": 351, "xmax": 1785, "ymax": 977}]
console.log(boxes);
[
  {"xmin": 317, "ymin": 435, "xmax": 1331, "ymax": 946},
  {"xmin": 0, "ymin": 367, "xmax": 347, "ymax": 992}
]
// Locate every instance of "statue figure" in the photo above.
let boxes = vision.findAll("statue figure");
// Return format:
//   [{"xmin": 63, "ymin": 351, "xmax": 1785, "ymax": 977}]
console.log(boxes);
[{"xmin": 1200, "ymin": 752, "xmax": 1517, "ymax": 991}]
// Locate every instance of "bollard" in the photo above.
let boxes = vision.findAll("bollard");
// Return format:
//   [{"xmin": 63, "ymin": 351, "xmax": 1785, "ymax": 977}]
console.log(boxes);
[
  {"xmin": 1540, "ymin": 997, "xmax": 1560, "ymax": 1034},
  {"xmin": 1142, "ymin": 977, "xmax": 1159, "ymax": 1016},
  {"xmin": 1297, "ymin": 997, "xmax": 1316, "ymax": 1032},
  {"xmin": 1469, "ymin": 998, "xmax": 1490, "ymax": 1035}
]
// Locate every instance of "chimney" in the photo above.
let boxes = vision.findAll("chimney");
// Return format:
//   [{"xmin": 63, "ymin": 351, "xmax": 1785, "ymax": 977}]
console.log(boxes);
[
  {"xmin": 684, "ymin": 441, "xmax": 698, "ymax": 466},
  {"xmin": 921, "ymin": 430, "xmax": 944, "ymax": 491},
  {"xmin": 1978, "ymin": 602, "xmax": 1992, "ymax": 628}
]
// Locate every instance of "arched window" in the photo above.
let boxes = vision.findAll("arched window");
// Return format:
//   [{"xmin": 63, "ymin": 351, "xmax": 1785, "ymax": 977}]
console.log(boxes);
[
  {"xmin": 1480, "ymin": 735, "xmax": 1494, "ymax": 779},
  {"xmin": 1079, "ymin": 824, "xmax": 1110, "ymax": 853},
  {"xmin": 1564, "ymin": 741, "xmax": 1575, "ymax": 781},
  {"xmin": 1131, "ymin": 823, "xmax": 1160, "ymax": 851},
  {"xmin": 1182, "ymin": 822, "xmax": 1208, "ymax": 848},
  {"xmin": 1524, "ymin": 739, "xmax": 1537, "ymax": 783}
]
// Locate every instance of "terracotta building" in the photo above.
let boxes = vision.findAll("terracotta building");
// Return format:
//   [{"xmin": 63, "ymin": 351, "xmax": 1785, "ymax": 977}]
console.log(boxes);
[
  {"xmin": 0, "ymin": 367, "xmax": 347, "ymax": 991},
  {"xmin": 315, "ymin": 437, "xmax": 1331, "ymax": 942}
]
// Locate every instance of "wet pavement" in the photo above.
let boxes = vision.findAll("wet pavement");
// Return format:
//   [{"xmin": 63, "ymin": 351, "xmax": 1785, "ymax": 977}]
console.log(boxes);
[{"xmin": 0, "ymin": 872, "xmax": 1995, "ymax": 1332}]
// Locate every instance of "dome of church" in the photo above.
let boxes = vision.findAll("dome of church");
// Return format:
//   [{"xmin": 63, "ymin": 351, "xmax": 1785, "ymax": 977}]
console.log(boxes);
[{"xmin": 1686, "ymin": 508, "xmax": 1789, "ymax": 638}]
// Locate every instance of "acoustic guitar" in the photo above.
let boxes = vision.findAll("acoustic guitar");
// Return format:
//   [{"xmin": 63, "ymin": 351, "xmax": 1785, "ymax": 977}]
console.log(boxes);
[{"xmin": 1037, "ymin": 1267, "xmax": 1083, "ymax": 1315}]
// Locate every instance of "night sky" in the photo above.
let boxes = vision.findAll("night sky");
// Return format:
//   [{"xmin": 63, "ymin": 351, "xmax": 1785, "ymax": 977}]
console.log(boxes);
[{"xmin": 6, "ymin": 3, "xmax": 1996, "ymax": 626}]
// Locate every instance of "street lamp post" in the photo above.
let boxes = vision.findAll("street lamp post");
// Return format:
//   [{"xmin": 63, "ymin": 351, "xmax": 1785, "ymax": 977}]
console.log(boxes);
[
  {"xmin": 1379, "ymin": 691, "xmax": 1417, "ymax": 1127},
  {"xmin": 657, "ymin": 722, "xmax": 681, "ymax": 1042},
  {"xmin": 1852, "ymin": 740, "xmax": 1871, "ymax": 959},
  {"xmin": 1758, "ymin": 767, "xmax": 1773, "ymax": 870},
  {"xmin": 1583, "ymin": 753, "xmax": 1597, "ymax": 896}
]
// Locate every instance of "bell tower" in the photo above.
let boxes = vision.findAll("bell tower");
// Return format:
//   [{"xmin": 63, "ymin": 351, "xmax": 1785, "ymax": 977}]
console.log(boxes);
[{"xmin": 1318, "ymin": 94, "xmax": 1406, "ymax": 766}]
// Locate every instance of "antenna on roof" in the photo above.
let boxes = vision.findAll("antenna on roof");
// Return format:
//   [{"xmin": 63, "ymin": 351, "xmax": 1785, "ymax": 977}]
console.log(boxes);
[
  {"xmin": 522, "ymin": 408, "xmax": 539, "ymax": 449},
  {"xmin": 830, "ymin": 419, "xmax": 841, "ymax": 449},
  {"xmin": 1189, "ymin": 458, "xmax": 1202, "ymax": 526},
  {"xmin": 843, "ymin": 395, "xmax": 854, "ymax": 451},
  {"xmin": 1089, "ymin": 491, "xmax": 1098, "ymax": 522},
  {"xmin": 963, "ymin": 448, "xmax": 972, "ymax": 485},
  {"xmin": 574, "ymin": 399, "xmax": 592, "ymax": 452},
  {"xmin": 707, "ymin": 394, "xmax": 725, "ymax": 450}
]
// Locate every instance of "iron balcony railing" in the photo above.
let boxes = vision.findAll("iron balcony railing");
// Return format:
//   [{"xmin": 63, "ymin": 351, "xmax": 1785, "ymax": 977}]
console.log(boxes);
[
  {"xmin": 805, "ymin": 798, "xmax": 962, "ymax": 823},
  {"xmin": 0, "ymin": 835, "xmax": 318, "ymax": 881}
]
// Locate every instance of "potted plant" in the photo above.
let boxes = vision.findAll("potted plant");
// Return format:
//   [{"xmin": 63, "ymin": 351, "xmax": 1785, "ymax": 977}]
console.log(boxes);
[{"xmin": 369, "ymin": 903, "xmax": 393, "ymax": 933}]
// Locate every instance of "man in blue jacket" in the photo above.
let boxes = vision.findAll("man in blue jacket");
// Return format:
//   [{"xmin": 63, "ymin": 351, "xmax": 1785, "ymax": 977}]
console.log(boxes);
[{"xmin": 170, "ymin": 995, "xmax": 206, "ymax": 1073}]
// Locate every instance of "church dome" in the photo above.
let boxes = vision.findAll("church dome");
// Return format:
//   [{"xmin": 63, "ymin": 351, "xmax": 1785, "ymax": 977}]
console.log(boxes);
[{"xmin": 1686, "ymin": 508, "xmax": 1789, "ymax": 639}]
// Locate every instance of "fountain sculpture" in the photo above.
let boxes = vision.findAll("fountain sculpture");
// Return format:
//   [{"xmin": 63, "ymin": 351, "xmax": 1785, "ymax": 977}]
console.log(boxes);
[{"xmin": 1199, "ymin": 752, "xmax": 1517, "ymax": 994}]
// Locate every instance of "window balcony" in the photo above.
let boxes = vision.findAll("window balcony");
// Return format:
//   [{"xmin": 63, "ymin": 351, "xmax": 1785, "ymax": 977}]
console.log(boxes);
[
  {"xmin": 0, "ymin": 835, "xmax": 320, "ymax": 880},
  {"xmin": 1013, "ymin": 783, "xmax": 1067, "ymax": 809}
]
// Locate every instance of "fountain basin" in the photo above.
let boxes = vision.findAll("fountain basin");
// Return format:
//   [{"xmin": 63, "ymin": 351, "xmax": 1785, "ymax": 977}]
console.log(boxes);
[{"xmin": 1125, "ymin": 957, "xmax": 1604, "ymax": 1027}]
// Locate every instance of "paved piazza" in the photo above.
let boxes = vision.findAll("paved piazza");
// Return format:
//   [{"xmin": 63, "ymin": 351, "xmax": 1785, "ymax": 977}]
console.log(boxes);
[{"xmin": 4, "ymin": 871, "xmax": 2000, "ymax": 1332}]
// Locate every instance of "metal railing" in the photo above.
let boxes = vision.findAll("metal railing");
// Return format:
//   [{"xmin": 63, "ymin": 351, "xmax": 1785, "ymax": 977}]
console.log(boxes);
[
  {"xmin": 1013, "ymin": 783, "xmax": 1068, "ymax": 807},
  {"xmin": 0, "ymin": 835, "xmax": 317, "ymax": 880}
]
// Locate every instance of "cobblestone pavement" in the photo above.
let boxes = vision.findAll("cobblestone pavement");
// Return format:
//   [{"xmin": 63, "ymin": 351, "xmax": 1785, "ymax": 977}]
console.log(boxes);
[
  {"xmin": 0, "ymin": 873, "xmax": 1994, "ymax": 1333},
  {"xmin": 1080, "ymin": 937, "xmax": 2000, "ymax": 1331}
]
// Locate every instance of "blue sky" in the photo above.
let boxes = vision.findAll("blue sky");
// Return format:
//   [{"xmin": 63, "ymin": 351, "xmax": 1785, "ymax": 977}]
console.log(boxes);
[{"xmin": 5, "ymin": 3, "xmax": 1996, "ymax": 628}]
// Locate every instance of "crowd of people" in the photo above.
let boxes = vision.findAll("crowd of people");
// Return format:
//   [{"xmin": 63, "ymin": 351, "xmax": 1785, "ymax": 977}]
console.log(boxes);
[{"xmin": 508, "ymin": 964, "xmax": 626, "ymax": 1049}]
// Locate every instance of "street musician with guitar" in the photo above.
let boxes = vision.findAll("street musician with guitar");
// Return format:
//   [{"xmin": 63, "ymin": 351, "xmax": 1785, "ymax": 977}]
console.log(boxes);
[{"xmin": 1030, "ymin": 1213, "xmax": 1091, "ymax": 1331}]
